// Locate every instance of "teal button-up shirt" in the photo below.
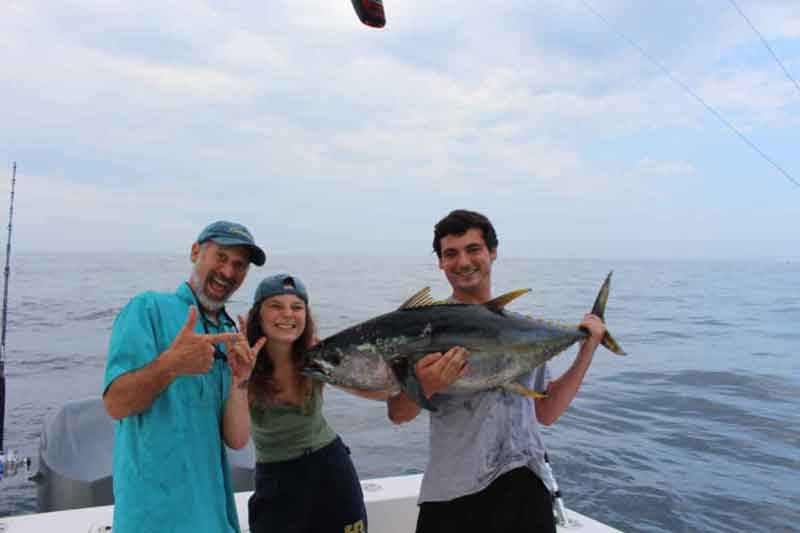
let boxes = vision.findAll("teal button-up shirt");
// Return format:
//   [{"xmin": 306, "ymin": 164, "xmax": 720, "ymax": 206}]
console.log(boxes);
[{"xmin": 104, "ymin": 283, "xmax": 240, "ymax": 533}]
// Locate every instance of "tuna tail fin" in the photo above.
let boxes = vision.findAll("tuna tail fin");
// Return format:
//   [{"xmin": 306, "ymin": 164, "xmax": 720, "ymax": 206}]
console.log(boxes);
[
  {"xmin": 601, "ymin": 332, "xmax": 626, "ymax": 355},
  {"xmin": 390, "ymin": 357, "xmax": 438, "ymax": 412},
  {"xmin": 589, "ymin": 271, "xmax": 627, "ymax": 356}
]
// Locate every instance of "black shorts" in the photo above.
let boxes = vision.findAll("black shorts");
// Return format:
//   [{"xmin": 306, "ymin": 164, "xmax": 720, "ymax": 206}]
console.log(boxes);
[
  {"xmin": 416, "ymin": 467, "xmax": 555, "ymax": 533},
  {"xmin": 248, "ymin": 436, "xmax": 367, "ymax": 533}
]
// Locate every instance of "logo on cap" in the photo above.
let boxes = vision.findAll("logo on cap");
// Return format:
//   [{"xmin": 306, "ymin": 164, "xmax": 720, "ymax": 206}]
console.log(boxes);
[{"xmin": 227, "ymin": 225, "xmax": 252, "ymax": 239}]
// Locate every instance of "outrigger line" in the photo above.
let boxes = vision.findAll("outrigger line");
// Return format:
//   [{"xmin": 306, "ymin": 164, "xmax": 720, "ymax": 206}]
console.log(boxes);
[
  {"xmin": 0, "ymin": 162, "xmax": 17, "ymax": 454},
  {"xmin": 579, "ymin": 0, "xmax": 800, "ymax": 189}
]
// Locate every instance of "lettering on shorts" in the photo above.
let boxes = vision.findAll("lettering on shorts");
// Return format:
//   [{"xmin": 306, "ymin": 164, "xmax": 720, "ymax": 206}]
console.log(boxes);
[{"xmin": 344, "ymin": 519, "xmax": 365, "ymax": 533}]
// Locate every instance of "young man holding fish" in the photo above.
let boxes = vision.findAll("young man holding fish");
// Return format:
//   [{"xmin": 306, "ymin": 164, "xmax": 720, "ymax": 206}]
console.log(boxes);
[
  {"xmin": 102, "ymin": 221, "xmax": 266, "ymax": 533},
  {"xmin": 388, "ymin": 209, "xmax": 607, "ymax": 533}
]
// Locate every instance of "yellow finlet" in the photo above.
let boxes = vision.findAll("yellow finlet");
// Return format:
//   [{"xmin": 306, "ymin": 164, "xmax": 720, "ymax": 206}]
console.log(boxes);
[
  {"xmin": 485, "ymin": 288, "xmax": 531, "ymax": 312},
  {"xmin": 502, "ymin": 382, "xmax": 547, "ymax": 399}
]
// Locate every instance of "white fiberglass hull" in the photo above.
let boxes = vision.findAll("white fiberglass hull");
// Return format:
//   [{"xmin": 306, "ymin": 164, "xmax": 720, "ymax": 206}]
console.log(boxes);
[{"xmin": 0, "ymin": 473, "xmax": 621, "ymax": 533}]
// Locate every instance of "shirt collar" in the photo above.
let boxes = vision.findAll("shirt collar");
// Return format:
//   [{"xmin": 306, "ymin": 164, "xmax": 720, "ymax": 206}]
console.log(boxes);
[{"xmin": 176, "ymin": 282, "xmax": 196, "ymax": 305}]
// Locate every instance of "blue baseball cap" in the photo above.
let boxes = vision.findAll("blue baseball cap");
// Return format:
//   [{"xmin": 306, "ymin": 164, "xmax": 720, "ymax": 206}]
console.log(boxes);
[
  {"xmin": 253, "ymin": 273, "xmax": 309, "ymax": 305},
  {"xmin": 197, "ymin": 220, "xmax": 266, "ymax": 266}
]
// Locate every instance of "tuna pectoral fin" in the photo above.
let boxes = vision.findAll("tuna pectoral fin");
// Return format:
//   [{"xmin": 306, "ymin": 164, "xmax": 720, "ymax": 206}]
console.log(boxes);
[
  {"xmin": 391, "ymin": 357, "xmax": 438, "ymax": 412},
  {"xmin": 403, "ymin": 374, "xmax": 438, "ymax": 412},
  {"xmin": 502, "ymin": 382, "xmax": 547, "ymax": 399}
]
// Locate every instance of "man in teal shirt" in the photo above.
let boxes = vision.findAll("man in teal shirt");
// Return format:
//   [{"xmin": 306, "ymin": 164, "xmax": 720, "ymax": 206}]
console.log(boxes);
[{"xmin": 103, "ymin": 221, "xmax": 268, "ymax": 533}]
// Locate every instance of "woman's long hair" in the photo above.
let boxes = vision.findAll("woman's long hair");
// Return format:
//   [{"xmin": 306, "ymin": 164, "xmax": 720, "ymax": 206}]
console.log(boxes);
[{"xmin": 246, "ymin": 298, "xmax": 316, "ymax": 407}]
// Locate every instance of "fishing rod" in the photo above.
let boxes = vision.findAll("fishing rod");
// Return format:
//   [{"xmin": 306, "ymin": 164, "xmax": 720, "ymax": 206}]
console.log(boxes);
[
  {"xmin": 0, "ymin": 161, "xmax": 15, "ymax": 454},
  {"xmin": 0, "ymin": 161, "xmax": 28, "ymax": 481}
]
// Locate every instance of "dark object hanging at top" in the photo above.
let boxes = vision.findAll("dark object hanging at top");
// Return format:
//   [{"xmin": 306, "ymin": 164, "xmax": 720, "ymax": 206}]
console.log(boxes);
[{"xmin": 352, "ymin": 0, "xmax": 386, "ymax": 28}]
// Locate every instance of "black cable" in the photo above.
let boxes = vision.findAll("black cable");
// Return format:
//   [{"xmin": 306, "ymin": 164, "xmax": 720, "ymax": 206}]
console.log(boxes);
[
  {"xmin": 579, "ymin": 0, "xmax": 799, "ymax": 189},
  {"xmin": 728, "ymin": 0, "xmax": 800, "ymax": 96}
]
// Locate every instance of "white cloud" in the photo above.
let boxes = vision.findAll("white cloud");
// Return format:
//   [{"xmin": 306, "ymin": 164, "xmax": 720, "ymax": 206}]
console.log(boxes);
[
  {"xmin": 1, "ymin": 0, "xmax": 797, "ymax": 260},
  {"xmin": 633, "ymin": 158, "xmax": 697, "ymax": 179}
]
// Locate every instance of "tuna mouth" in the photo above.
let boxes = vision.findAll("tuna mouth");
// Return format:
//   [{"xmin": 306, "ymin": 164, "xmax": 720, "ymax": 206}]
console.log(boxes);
[{"xmin": 301, "ymin": 358, "xmax": 335, "ymax": 379}]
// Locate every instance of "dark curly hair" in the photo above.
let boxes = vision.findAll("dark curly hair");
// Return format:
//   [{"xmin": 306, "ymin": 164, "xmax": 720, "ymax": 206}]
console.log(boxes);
[
  {"xmin": 246, "ymin": 298, "xmax": 316, "ymax": 407},
  {"xmin": 433, "ymin": 209, "xmax": 498, "ymax": 258}
]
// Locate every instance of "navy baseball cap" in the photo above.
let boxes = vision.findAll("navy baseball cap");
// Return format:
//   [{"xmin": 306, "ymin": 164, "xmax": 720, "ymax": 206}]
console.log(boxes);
[
  {"xmin": 253, "ymin": 273, "xmax": 309, "ymax": 305},
  {"xmin": 197, "ymin": 221, "xmax": 266, "ymax": 266}
]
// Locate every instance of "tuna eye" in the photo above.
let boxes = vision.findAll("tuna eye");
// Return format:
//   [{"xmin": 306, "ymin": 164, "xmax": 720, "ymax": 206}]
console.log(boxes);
[{"xmin": 327, "ymin": 349, "xmax": 342, "ymax": 366}]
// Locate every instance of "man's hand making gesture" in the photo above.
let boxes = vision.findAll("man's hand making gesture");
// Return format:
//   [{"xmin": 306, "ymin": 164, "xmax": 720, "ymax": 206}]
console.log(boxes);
[{"xmin": 163, "ymin": 306, "xmax": 242, "ymax": 376}]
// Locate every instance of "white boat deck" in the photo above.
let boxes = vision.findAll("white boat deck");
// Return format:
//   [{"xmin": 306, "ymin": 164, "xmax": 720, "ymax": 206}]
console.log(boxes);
[{"xmin": 0, "ymin": 474, "xmax": 621, "ymax": 532}]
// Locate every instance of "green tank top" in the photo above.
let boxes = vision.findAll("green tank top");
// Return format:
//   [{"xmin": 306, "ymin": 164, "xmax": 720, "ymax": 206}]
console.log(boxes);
[{"xmin": 250, "ymin": 380, "xmax": 337, "ymax": 463}]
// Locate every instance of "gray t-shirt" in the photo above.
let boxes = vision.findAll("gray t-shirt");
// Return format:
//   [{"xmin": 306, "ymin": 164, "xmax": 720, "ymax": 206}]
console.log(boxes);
[{"xmin": 419, "ymin": 306, "xmax": 552, "ymax": 504}]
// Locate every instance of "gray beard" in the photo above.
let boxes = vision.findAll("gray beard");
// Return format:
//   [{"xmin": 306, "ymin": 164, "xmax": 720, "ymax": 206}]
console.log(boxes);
[{"xmin": 189, "ymin": 267, "xmax": 226, "ymax": 312}]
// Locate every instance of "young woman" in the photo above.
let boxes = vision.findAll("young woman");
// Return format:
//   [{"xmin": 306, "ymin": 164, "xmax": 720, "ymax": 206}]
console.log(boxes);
[{"xmin": 245, "ymin": 273, "xmax": 381, "ymax": 533}]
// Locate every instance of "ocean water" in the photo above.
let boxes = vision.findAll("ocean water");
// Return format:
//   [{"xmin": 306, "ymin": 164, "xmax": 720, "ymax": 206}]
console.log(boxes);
[{"xmin": 0, "ymin": 253, "xmax": 798, "ymax": 532}]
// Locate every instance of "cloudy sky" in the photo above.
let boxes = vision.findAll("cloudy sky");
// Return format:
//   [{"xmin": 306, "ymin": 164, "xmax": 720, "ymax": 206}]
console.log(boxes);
[{"xmin": 2, "ymin": 0, "xmax": 798, "ymax": 260}]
